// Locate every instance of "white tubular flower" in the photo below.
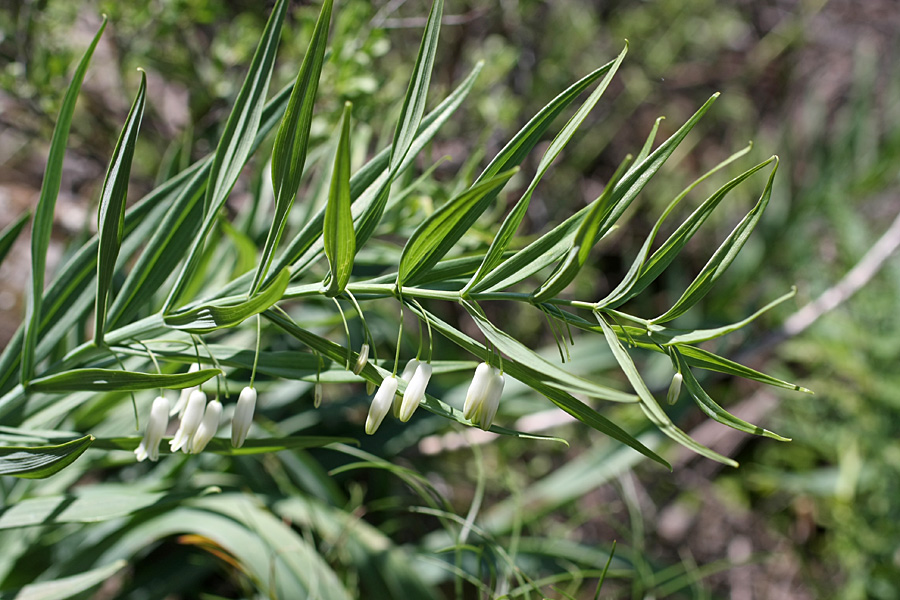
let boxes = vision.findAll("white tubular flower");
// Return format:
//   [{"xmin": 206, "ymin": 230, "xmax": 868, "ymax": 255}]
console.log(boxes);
[
  {"xmin": 353, "ymin": 344, "xmax": 369, "ymax": 376},
  {"xmin": 171, "ymin": 363, "xmax": 201, "ymax": 417},
  {"xmin": 399, "ymin": 363, "xmax": 432, "ymax": 422},
  {"xmin": 477, "ymin": 368, "xmax": 505, "ymax": 430},
  {"xmin": 190, "ymin": 400, "xmax": 223, "ymax": 454},
  {"xmin": 134, "ymin": 395, "xmax": 170, "ymax": 462},
  {"xmin": 231, "ymin": 386, "xmax": 257, "ymax": 448},
  {"xmin": 366, "ymin": 375, "xmax": 398, "ymax": 435},
  {"xmin": 394, "ymin": 358, "xmax": 420, "ymax": 418},
  {"xmin": 463, "ymin": 362, "xmax": 493, "ymax": 420},
  {"xmin": 667, "ymin": 372, "xmax": 683, "ymax": 405},
  {"xmin": 314, "ymin": 382, "xmax": 323, "ymax": 408},
  {"xmin": 169, "ymin": 389, "xmax": 206, "ymax": 452}
]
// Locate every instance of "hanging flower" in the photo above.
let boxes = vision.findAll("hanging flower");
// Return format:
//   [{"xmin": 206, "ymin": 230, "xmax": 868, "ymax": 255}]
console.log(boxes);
[
  {"xmin": 353, "ymin": 343, "xmax": 369, "ymax": 375},
  {"xmin": 190, "ymin": 400, "xmax": 223, "ymax": 454},
  {"xmin": 169, "ymin": 389, "xmax": 206, "ymax": 452},
  {"xmin": 394, "ymin": 358, "xmax": 420, "ymax": 418},
  {"xmin": 366, "ymin": 375, "xmax": 398, "ymax": 434},
  {"xmin": 314, "ymin": 382, "xmax": 323, "ymax": 408},
  {"xmin": 171, "ymin": 363, "xmax": 201, "ymax": 418},
  {"xmin": 134, "ymin": 395, "xmax": 170, "ymax": 462},
  {"xmin": 667, "ymin": 372, "xmax": 683, "ymax": 405},
  {"xmin": 399, "ymin": 363, "xmax": 432, "ymax": 422},
  {"xmin": 463, "ymin": 362, "xmax": 493, "ymax": 420},
  {"xmin": 231, "ymin": 386, "xmax": 257, "ymax": 448},
  {"xmin": 476, "ymin": 367, "xmax": 505, "ymax": 430}
]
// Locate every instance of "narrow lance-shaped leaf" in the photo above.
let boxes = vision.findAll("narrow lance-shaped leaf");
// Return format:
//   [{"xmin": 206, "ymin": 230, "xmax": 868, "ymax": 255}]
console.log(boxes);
[
  {"xmin": 164, "ymin": 267, "xmax": 290, "ymax": 334},
  {"xmin": 324, "ymin": 103, "xmax": 356, "ymax": 296},
  {"xmin": 94, "ymin": 70, "xmax": 147, "ymax": 345},
  {"xmin": 596, "ymin": 143, "xmax": 755, "ymax": 309},
  {"xmin": 594, "ymin": 311, "xmax": 737, "ymax": 466},
  {"xmin": 251, "ymin": 0, "xmax": 333, "ymax": 295},
  {"xmin": 0, "ymin": 434, "xmax": 93, "ymax": 479},
  {"xmin": 0, "ymin": 211, "xmax": 30, "ymax": 267},
  {"xmin": 532, "ymin": 155, "xmax": 633, "ymax": 302},
  {"xmin": 473, "ymin": 94, "xmax": 720, "ymax": 294},
  {"xmin": 22, "ymin": 18, "xmax": 107, "ymax": 385},
  {"xmin": 652, "ymin": 157, "xmax": 779, "ymax": 324},
  {"xmin": 28, "ymin": 368, "xmax": 220, "ymax": 394},
  {"xmin": 670, "ymin": 347, "xmax": 790, "ymax": 441},
  {"xmin": 352, "ymin": 0, "xmax": 444, "ymax": 250},
  {"xmin": 164, "ymin": 0, "xmax": 287, "ymax": 312},
  {"xmin": 466, "ymin": 44, "xmax": 628, "ymax": 291},
  {"xmin": 93, "ymin": 436, "xmax": 356, "ymax": 455},
  {"xmin": 397, "ymin": 169, "xmax": 518, "ymax": 287}
]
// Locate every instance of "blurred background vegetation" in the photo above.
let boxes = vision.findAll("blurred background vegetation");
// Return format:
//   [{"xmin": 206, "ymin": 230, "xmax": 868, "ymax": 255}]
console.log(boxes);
[{"xmin": 1, "ymin": 0, "xmax": 899, "ymax": 598}]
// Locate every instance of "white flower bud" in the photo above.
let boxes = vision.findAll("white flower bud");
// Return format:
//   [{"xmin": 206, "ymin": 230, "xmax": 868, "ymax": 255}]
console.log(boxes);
[
  {"xmin": 667, "ymin": 372, "xmax": 683, "ymax": 406},
  {"xmin": 190, "ymin": 400, "xmax": 223, "ymax": 454},
  {"xmin": 314, "ymin": 382, "xmax": 323, "ymax": 408},
  {"xmin": 463, "ymin": 362, "xmax": 493, "ymax": 420},
  {"xmin": 169, "ymin": 389, "xmax": 206, "ymax": 452},
  {"xmin": 171, "ymin": 363, "xmax": 201, "ymax": 417},
  {"xmin": 366, "ymin": 376, "xmax": 398, "ymax": 435},
  {"xmin": 399, "ymin": 363, "xmax": 432, "ymax": 422},
  {"xmin": 134, "ymin": 395, "xmax": 170, "ymax": 462},
  {"xmin": 394, "ymin": 358, "xmax": 420, "ymax": 418},
  {"xmin": 231, "ymin": 386, "xmax": 257, "ymax": 448},
  {"xmin": 477, "ymin": 368, "xmax": 505, "ymax": 430},
  {"xmin": 353, "ymin": 344, "xmax": 369, "ymax": 375}
]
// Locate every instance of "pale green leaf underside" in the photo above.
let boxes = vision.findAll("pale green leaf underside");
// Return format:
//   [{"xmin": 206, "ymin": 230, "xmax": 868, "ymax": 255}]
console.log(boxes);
[{"xmin": 0, "ymin": 434, "xmax": 93, "ymax": 479}]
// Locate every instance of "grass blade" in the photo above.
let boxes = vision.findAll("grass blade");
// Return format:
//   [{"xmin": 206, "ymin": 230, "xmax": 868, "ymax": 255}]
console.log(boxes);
[
  {"xmin": 0, "ymin": 561, "xmax": 126, "ymax": 600},
  {"xmin": 323, "ymin": 102, "xmax": 356, "ymax": 296},
  {"xmin": 92, "ymin": 435, "xmax": 356, "ymax": 454},
  {"xmin": 251, "ymin": 0, "xmax": 333, "ymax": 294},
  {"xmin": 0, "ymin": 434, "xmax": 93, "ymax": 479},
  {"xmin": 0, "ymin": 212, "xmax": 30, "ymax": 267},
  {"xmin": 22, "ymin": 18, "xmax": 107, "ymax": 385},
  {"xmin": 94, "ymin": 70, "xmax": 147, "ymax": 345}
]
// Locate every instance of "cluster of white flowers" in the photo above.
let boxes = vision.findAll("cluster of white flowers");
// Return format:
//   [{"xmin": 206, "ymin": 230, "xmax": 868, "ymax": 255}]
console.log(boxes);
[
  {"xmin": 133, "ymin": 364, "xmax": 258, "ymax": 462},
  {"xmin": 364, "ymin": 359, "xmax": 504, "ymax": 435}
]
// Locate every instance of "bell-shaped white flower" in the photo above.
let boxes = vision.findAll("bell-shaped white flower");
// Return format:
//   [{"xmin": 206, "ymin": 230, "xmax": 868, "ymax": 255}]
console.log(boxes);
[
  {"xmin": 190, "ymin": 400, "xmax": 222, "ymax": 454},
  {"xmin": 134, "ymin": 395, "xmax": 170, "ymax": 462},
  {"xmin": 231, "ymin": 386, "xmax": 257, "ymax": 448},
  {"xmin": 399, "ymin": 363, "xmax": 432, "ymax": 422},
  {"xmin": 314, "ymin": 382, "xmax": 323, "ymax": 408},
  {"xmin": 463, "ymin": 362, "xmax": 493, "ymax": 420},
  {"xmin": 169, "ymin": 389, "xmax": 206, "ymax": 452},
  {"xmin": 366, "ymin": 375, "xmax": 398, "ymax": 434},
  {"xmin": 353, "ymin": 344, "xmax": 369, "ymax": 376},
  {"xmin": 476, "ymin": 367, "xmax": 505, "ymax": 430},
  {"xmin": 394, "ymin": 358, "xmax": 420, "ymax": 418},
  {"xmin": 667, "ymin": 372, "xmax": 683, "ymax": 405},
  {"xmin": 171, "ymin": 363, "xmax": 201, "ymax": 417}
]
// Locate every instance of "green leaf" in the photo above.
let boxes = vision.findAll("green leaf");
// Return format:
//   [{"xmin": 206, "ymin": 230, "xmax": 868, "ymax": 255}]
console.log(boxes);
[
  {"xmin": 594, "ymin": 312, "xmax": 738, "ymax": 466},
  {"xmin": 252, "ymin": 0, "xmax": 333, "ymax": 294},
  {"xmin": 352, "ymin": 0, "xmax": 444, "ymax": 250},
  {"xmin": 323, "ymin": 102, "xmax": 356, "ymax": 296},
  {"xmin": 462, "ymin": 299, "xmax": 637, "ymax": 403},
  {"xmin": 473, "ymin": 94, "xmax": 720, "ymax": 294},
  {"xmin": 0, "ymin": 560, "xmax": 126, "ymax": 600},
  {"xmin": 596, "ymin": 143, "xmax": 755, "ymax": 308},
  {"xmin": 670, "ymin": 348, "xmax": 790, "ymax": 441},
  {"xmin": 164, "ymin": 0, "xmax": 287, "ymax": 312},
  {"xmin": 28, "ymin": 368, "xmax": 220, "ymax": 393},
  {"xmin": 531, "ymin": 155, "xmax": 632, "ymax": 302},
  {"xmin": 94, "ymin": 70, "xmax": 147, "ymax": 345},
  {"xmin": 0, "ymin": 212, "xmax": 29, "ymax": 267},
  {"xmin": 398, "ymin": 169, "xmax": 517, "ymax": 286},
  {"xmin": 404, "ymin": 302, "xmax": 667, "ymax": 466},
  {"xmin": 164, "ymin": 267, "xmax": 290, "ymax": 333},
  {"xmin": 268, "ymin": 62, "xmax": 482, "ymax": 281},
  {"xmin": 0, "ymin": 434, "xmax": 93, "ymax": 479},
  {"xmin": 466, "ymin": 45, "xmax": 627, "ymax": 290},
  {"xmin": 92, "ymin": 435, "xmax": 356, "ymax": 454},
  {"xmin": 652, "ymin": 157, "xmax": 779, "ymax": 323},
  {"xmin": 22, "ymin": 18, "xmax": 107, "ymax": 385}
]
